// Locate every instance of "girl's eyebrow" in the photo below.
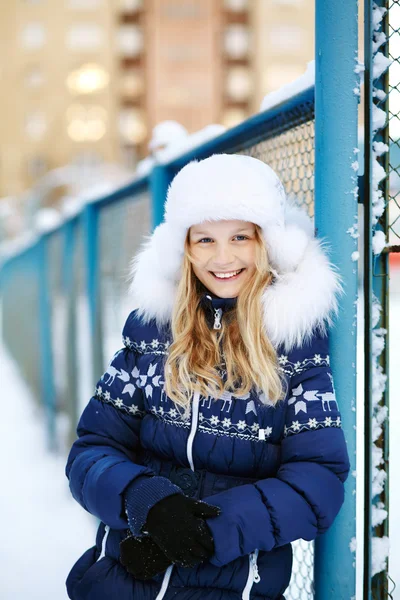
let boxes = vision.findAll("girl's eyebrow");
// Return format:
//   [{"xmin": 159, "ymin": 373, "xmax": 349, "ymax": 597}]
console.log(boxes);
[{"xmin": 191, "ymin": 227, "xmax": 254, "ymax": 237}]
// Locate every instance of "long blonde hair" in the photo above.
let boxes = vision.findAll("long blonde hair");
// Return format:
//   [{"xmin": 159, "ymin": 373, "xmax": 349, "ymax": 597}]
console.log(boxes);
[{"xmin": 163, "ymin": 226, "xmax": 285, "ymax": 415}]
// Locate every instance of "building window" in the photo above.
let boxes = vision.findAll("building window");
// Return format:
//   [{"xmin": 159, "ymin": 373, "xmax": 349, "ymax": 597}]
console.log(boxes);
[
  {"xmin": 25, "ymin": 66, "xmax": 45, "ymax": 88},
  {"xmin": 263, "ymin": 64, "xmax": 305, "ymax": 92},
  {"xmin": 67, "ymin": 0, "xmax": 102, "ymax": 8},
  {"xmin": 21, "ymin": 23, "xmax": 46, "ymax": 50},
  {"xmin": 66, "ymin": 104, "xmax": 107, "ymax": 142},
  {"xmin": 116, "ymin": 25, "xmax": 144, "ymax": 57},
  {"xmin": 120, "ymin": 70, "xmax": 145, "ymax": 99},
  {"xmin": 118, "ymin": 108, "xmax": 147, "ymax": 144},
  {"xmin": 225, "ymin": 67, "xmax": 253, "ymax": 102},
  {"xmin": 273, "ymin": 0, "xmax": 303, "ymax": 5},
  {"xmin": 66, "ymin": 24, "xmax": 103, "ymax": 51},
  {"xmin": 120, "ymin": 0, "xmax": 143, "ymax": 10},
  {"xmin": 269, "ymin": 26, "xmax": 305, "ymax": 52},
  {"xmin": 223, "ymin": 0, "xmax": 249, "ymax": 10},
  {"xmin": 67, "ymin": 64, "xmax": 109, "ymax": 94},
  {"xmin": 221, "ymin": 108, "xmax": 247, "ymax": 129},
  {"xmin": 223, "ymin": 25, "xmax": 251, "ymax": 60},
  {"xmin": 25, "ymin": 111, "xmax": 47, "ymax": 140}
]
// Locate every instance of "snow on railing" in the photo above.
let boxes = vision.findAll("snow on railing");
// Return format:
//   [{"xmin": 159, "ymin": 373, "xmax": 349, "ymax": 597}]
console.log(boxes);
[{"xmin": 259, "ymin": 61, "xmax": 315, "ymax": 113}]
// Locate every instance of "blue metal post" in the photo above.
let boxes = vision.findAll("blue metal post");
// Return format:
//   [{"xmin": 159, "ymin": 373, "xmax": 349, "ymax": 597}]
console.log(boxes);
[
  {"xmin": 83, "ymin": 204, "xmax": 104, "ymax": 386},
  {"xmin": 38, "ymin": 235, "xmax": 57, "ymax": 450},
  {"xmin": 315, "ymin": 1, "xmax": 359, "ymax": 598},
  {"xmin": 63, "ymin": 220, "xmax": 79, "ymax": 441},
  {"xmin": 150, "ymin": 166, "xmax": 173, "ymax": 229}
]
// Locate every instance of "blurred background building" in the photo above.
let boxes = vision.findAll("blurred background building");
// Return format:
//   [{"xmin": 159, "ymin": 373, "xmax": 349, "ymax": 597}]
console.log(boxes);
[{"xmin": 0, "ymin": 0, "xmax": 313, "ymax": 214}]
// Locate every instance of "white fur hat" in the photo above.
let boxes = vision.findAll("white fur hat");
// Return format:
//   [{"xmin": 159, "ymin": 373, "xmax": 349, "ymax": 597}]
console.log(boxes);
[{"xmin": 130, "ymin": 154, "xmax": 342, "ymax": 351}]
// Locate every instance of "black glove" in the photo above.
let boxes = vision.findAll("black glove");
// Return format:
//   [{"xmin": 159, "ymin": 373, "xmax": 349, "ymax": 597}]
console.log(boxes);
[
  {"xmin": 143, "ymin": 493, "xmax": 221, "ymax": 568},
  {"xmin": 120, "ymin": 533, "xmax": 172, "ymax": 580}
]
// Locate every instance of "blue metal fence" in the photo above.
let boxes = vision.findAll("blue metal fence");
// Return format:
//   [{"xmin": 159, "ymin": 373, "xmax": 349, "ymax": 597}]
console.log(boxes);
[
  {"xmin": 315, "ymin": 1, "xmax": 359, "ymax": 598},
  {"xmin": 0, "ymin": 81, "xmax": 358, "ymax": 598}
]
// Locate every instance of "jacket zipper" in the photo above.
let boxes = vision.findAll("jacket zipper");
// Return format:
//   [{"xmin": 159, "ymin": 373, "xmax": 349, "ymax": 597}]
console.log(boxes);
[
  {"xmin": 213, "ymin": 308, "xmax": 223, "ymax": 330},
  {"xmin": 205, "ymin": 295, "xmax": 223, "ymax": 330},
  {"xmin": 186, "ymin": 390, "xmax": 200, "ymax": 471},
  {"xmin": 155, "ymin": 564, "xmax": 174, "ymax": 600},
  {"xmin": 156, "ymin": 391, "xmax": 200, "ymax": 599},
  {"xmin": 97, "ymin": 525, "xmax": 110, "ymax": 562},
  {"xmin": 242, "ymin": 550, "xmax": 261, "ymax": 600}
]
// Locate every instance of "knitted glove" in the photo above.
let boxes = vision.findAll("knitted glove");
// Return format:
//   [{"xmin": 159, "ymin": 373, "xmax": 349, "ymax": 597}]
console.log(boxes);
[
  {"xmin": 120, "ymin": 534, "xmax": 172, "ymax": 580},
  {"xmin": 143, "ymin": 493, "xmax": 221, "ymax": 568}
]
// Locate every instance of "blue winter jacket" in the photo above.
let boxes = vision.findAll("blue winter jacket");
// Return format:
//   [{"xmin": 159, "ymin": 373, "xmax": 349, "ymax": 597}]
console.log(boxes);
[{"xmin": 65, "ymin": 298, "xmax": 350, "ymax": 600}]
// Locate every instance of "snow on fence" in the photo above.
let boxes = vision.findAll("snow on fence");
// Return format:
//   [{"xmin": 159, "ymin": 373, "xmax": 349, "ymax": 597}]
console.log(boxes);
[{"xmin": 360, "ymin": 0, "xmax": 398, "ymax": 597}]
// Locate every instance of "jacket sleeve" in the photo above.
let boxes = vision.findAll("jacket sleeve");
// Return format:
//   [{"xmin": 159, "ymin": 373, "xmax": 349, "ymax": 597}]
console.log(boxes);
[
  {"xmin": 65, "ymin": 338, "xmax": 156, "ymax": 529},
  {"xmin": 204, "ymin": 331, "xmax": 350, "ymax": 567}
]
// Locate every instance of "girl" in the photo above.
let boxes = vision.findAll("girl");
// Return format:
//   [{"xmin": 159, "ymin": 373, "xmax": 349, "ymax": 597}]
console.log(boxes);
[{"xmin": 66, "ymin": 154, "xmax": 350, "ymax": 600}]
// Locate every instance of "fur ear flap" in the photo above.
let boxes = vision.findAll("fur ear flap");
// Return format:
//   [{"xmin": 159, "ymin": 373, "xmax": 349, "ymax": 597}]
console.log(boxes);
[
  {"xmin": 151, "ymin": 222, "xmax": 185, "ymax": 278},
  {"xmin": 265, "ymin": 224, "xmax": 310, "ymax": 274},
  {"xmin": 129, "ymin": 223, "xmax": 182, "ymax": 323},
  {"xmin": 264, "ymin": 203, "xmax": 314, "ymax": 273},
  {"xmin": 262, "ymin": 238, "xmax": 343, "ymax": 352}
]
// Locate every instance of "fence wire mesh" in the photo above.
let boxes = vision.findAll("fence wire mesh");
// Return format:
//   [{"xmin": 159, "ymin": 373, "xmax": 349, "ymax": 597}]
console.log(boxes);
[
  {"xmin": 242, "ymin": 120, "xmax": 315, "ymax": 218},
  {"xmin": 1, "ymin": 250, "xmax": 42, "ymax": 403},
  {"xmin": 47, "ymin": 232, "xmax": 67, "ymax": 415},
  {"xmin": 368, "ymin": 1, "xmax": 397, "ymax": 596},
  {"xmin": 98, "ymin": 190, "xmax": 151, "ymax": 363},
  {"xmin": 241, "ymin": 116, "xmax": 315, "ymax": 600},
  {"xmin": 388, "ymin": 0, "xmax": 400, "ymax": 245}
]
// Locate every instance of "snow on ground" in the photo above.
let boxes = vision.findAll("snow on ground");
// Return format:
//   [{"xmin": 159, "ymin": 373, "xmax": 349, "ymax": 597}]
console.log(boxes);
[
  {"xmin": 0, "ymin": 285, "xmax": 399, "ymax": 599},
  {"xmin": 0, "ymin": 349, "xmax": 96, "ymax": 600}
]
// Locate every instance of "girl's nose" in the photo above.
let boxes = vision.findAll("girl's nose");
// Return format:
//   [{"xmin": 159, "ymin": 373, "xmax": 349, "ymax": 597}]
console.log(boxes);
[{"xmin": 212, "ymin": 245, "xmax": 235, "ymax": 266}]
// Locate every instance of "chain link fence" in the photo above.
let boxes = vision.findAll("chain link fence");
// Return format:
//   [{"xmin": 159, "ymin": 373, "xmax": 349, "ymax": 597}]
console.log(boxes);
[
  {"xmin": 388, "ymin": 0, "xmax": 400, "ymax": 246},
  {"xmin": 242, "ymin": 120, "xmax": 315, "ymax": 217},
  {"xmin": 98, "ymin": 191, "xmax": 151, "ymax": 362},
  {"xmin": 1, "ymin": 247, "xmax": 42, "ymax": 403}
]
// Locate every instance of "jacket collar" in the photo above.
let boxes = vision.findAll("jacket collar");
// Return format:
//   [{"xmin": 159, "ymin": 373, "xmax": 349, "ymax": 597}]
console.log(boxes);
[
  {"xmin": 200, "ymin": 293, "xmax": 237, "ymax": 330},
  {"xmin": 202, "ymin": 293, "xmax": 237, "ymax": 310}
]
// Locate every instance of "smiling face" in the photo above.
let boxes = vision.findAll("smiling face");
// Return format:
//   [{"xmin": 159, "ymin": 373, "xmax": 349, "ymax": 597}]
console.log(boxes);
[{"xmin": 188, "ymin": 220, "xmax": 257, "ymax": 298}]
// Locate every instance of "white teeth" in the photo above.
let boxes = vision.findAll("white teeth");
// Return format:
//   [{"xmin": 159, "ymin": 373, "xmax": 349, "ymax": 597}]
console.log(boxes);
[{"xmin": 213, "ymin": 269, "xmax": 242, "ymax": 279}]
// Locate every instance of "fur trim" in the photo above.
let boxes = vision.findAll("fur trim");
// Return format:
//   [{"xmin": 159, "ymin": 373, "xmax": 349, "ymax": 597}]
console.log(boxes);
[
  {"xmin": 261, "ymin": 238, "xmax": 342, "ymax": 351},
  {"xmin": 129, "ymin": 224, "xmax": 180, "ymax": 324},
  {"xmin": 164, "ymin": 154, "xmax": 286, "ymax": 233}
]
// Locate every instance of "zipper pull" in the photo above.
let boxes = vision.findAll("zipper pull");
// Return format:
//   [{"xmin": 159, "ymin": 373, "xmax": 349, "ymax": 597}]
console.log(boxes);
[
  {"xmin": 213, "ymin": 308, "xmax": 223, "ymax": 330},
  {"xmin": 251, "ymin": 552, "xmax": 261, "ymax": 583}
]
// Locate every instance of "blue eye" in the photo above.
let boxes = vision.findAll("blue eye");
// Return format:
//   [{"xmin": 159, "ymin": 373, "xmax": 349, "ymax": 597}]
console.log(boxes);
[
  {"xmin": 234, "ymin": 235, "xmax": 248, "ymax": 241},
  {"xmin": 199, "ymin": 238, "xmax": 213, "ymax": 243}
]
